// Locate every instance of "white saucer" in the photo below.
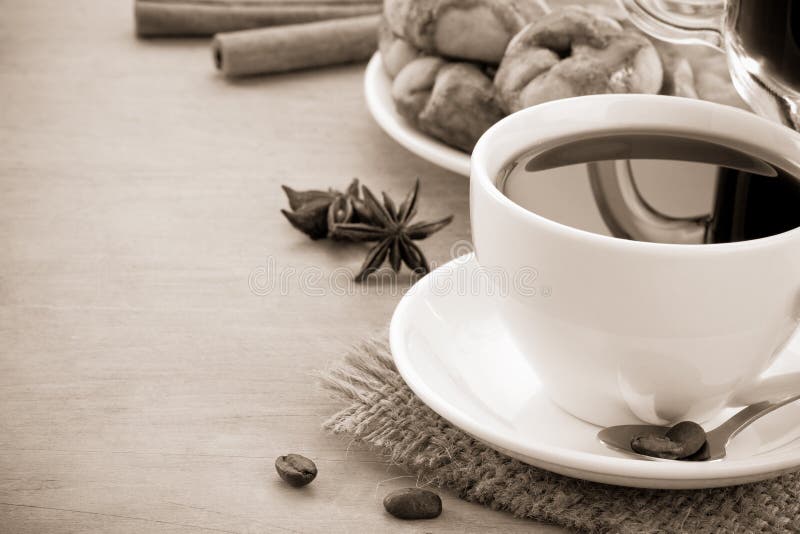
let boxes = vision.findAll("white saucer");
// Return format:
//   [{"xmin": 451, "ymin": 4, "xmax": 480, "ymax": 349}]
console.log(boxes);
[
  {"xmin": 364, "ymin": 53, "xmax": 471, "ymax": 176},
  {"xmin": 389, "ymin": 254, "xmax": 800, "ymax": 489}
]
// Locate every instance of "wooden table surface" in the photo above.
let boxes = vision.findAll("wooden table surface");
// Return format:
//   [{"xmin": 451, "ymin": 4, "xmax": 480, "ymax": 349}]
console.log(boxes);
[{"xmin": 0, "ymin": 2, "xmax": 563, "ymax": 532}]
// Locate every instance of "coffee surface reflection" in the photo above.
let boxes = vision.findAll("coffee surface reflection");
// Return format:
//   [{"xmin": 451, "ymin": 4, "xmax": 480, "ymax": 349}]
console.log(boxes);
[{"xmin": 499, "ymin": 134, "xmax": 800, "ymax": 244}]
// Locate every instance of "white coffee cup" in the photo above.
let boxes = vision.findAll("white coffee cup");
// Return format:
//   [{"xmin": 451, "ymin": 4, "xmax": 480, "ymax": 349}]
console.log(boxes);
[{"xmin": 470, "ymin": 94, "xmax": 800, "ymax": 427}]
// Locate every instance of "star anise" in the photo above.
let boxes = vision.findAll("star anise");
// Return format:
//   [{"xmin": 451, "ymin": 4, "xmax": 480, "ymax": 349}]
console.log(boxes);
[
  {"xmin": 330, "ymin": 179, "xmax": 453, "ymax": 281},
  {"xmin": 281, "ymin": 178, "xmax": 367, "ymax": 240}
]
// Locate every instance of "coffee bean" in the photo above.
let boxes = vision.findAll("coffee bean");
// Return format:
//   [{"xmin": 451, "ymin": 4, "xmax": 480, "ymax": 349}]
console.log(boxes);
[
  {"xmin": 684, "ymin": 440, "xmax": 711, "ymax": 461},
  {"xmin": 631, "ymin": 434, "xmax": 684, "ymax": 459},
  {"xmin": 666, "ymin": 421, "xmax": 707, "ymax": 458},
  {"xmin": 275, "ymin": 454, "xmax": 317, "ymax": 487},
  {"xmin": 383, "ymin": 488, "xmax": 442, "ymax": 520},
  {"xmin": 632, "ymin": 421, "xmax": 710, "ymax": 461}
]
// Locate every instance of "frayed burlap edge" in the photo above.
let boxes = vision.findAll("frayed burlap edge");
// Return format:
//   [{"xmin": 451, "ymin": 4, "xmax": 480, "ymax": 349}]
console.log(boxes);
[{"xmin": 319, "ymin": 338, "xmax": 800, "ymax": 533}]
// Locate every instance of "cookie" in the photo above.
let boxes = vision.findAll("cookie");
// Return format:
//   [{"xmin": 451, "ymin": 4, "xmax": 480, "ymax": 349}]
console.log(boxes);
[
  {"xmin": 384, "ymin": 0, "xmax": 549, "ymax": 64},
  {"xmin": 392, "ymin": 57, "xmax": 505, "ymax": 151},
  {"xmin": 494, "ymin": 6, "xmax": 663, "ymax": 112}
]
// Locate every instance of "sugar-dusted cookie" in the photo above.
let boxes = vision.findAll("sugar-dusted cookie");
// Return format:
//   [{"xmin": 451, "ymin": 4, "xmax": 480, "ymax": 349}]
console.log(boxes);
[
  {"xmin": 392, "ymin": 57, "xmax": 505, "ymax": 151},
  {"xmin": 384, "ymin": 0, "xmax": 550, "ymax": 65},
  {"xmin": 378, "ymin": 18, "xmax": 423, "ymax": 78},
  {"xmin": 494, "ymin": 6, "xmax": 663, "ymax": 112}
]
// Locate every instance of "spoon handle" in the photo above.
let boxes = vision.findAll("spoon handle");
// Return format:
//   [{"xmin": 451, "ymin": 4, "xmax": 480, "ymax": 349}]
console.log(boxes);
[{"xmin": 706, "ymin": 393, "xmax": 800, "ymax": 454}]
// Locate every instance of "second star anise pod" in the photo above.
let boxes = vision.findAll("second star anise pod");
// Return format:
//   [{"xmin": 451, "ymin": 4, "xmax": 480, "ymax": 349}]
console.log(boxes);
[
  {"xmin": 281, "ymin": 178, "xmax": 368, "ymax": 240},
  {"xmin": 330, "ymin": 179, "xmax": 453, "ymax": 282}
]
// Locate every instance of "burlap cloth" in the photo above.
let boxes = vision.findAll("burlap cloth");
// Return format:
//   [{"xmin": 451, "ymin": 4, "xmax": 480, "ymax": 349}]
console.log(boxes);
[{"xmin": 320, "ymin": 339, "xmax": 800, "ymax": 533}]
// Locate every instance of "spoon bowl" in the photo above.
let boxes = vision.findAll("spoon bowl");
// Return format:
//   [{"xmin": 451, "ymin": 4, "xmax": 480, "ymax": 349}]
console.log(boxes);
[{"xmin": 598, "ymin": 394, "xmax": 800, "ymax": 461}]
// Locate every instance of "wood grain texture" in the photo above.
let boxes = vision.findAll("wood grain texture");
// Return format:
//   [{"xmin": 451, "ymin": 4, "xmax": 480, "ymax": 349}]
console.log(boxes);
[{"xmin": 0, "ymin": 1, "xmax": 563, "ymax": 532}]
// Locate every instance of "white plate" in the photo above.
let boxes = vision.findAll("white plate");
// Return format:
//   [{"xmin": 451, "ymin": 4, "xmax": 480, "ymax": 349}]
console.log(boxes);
[
  {"xmin": 389, "ymin": 254, "xmax": 800, "ymax": 489},
  {"xmin": 364, "ymin": 53, "xmax": 471, "ymax": 176}
]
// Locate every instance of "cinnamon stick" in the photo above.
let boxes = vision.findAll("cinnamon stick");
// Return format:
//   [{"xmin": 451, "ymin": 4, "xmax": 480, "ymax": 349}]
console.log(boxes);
[
  {"xmin": 136, "ymin": 0, "xmax": 381, "ymax": 37},
  {"xmin": 212, "ymin": 14, "xmax": 380, "ymax": 76}
]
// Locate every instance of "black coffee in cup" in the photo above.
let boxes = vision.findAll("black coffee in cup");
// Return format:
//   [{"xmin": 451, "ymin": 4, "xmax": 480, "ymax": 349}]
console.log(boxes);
[
  {"xmin": 498, "ymin": 133, "xmax": 800, "ymax": 244},
  {"xmin": 731, "ymin": 0, "xmax": 800, "ymax": 90},
  {"xmin": 709, "ymin": 166, "xmax": 800, "ymax": 242}
]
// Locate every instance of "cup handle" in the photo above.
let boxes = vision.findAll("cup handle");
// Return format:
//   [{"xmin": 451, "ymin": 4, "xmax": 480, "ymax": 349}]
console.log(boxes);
[
  {"xmin": 587, "ymin": 160, "xmax": 709, "ymax": 244},
  {"xmin": 616, "ymin": 0, "xmax": 725, "ymax": 49},
  {"xmin": 731, "ymin": 329, "xmax": 800, "ymax": 406},
  {"xmin": 732, "ymin": 372, "xmax": 800, "ymax": 406}
]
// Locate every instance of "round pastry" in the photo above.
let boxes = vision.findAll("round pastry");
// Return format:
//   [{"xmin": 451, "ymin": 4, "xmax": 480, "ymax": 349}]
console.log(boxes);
[
  {"xmin": 494, "ymin": 6, "xmax": 663, "ymax": 113},
  {"xmin": 391, "ymin": 57, "xmax": 505, "ymax": 152},
  {"xmin": 378, "ymin": 18, "xmax": 423, "ymax": 78},
  {"xmin": 688, "ymin": 47, "xmax": 749, "ymax": 110},
  {"xmin": 652, "ymin": 40, "xmax": 698, "ymax": 99},
  {"xmin": 384, "ymin": 0, "xmax": 550, "ymax": 65}
]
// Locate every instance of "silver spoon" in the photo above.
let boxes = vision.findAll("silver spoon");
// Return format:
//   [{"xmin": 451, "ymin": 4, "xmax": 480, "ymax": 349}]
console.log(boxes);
[{"xmin": 597, "ymin": 394, "xmax": 800, "ymax": 461}]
